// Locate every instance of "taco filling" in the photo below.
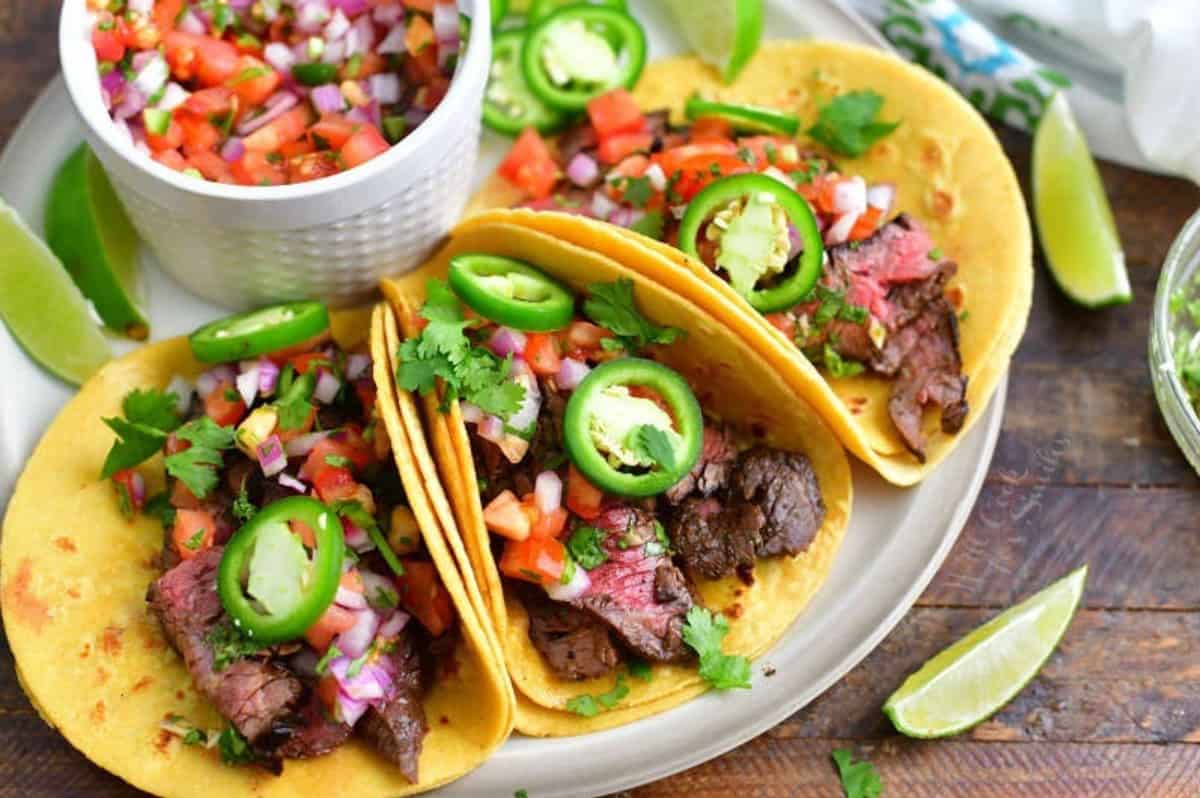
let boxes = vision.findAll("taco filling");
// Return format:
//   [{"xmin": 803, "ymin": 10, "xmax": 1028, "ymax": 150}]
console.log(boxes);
[
  {"xmin": 495, "ymin": 87, "xmax": 968, "ymax": 461},
  {"xmin": 100, "ymin": 302, "xmax": 457, "ymax": 779},
  {"xmin": 398, "ymin": 257, "xmax": 826, "ymax": 687}
]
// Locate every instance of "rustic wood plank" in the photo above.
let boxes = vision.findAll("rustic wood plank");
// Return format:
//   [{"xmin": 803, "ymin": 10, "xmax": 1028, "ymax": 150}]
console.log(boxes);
[{"xmin": 0, "ymin": 0, "xmax": 59, "ymax": 145}]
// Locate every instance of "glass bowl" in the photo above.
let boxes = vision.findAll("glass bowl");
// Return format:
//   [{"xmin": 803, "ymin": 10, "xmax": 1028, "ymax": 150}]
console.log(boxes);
[{"xmin": 1150, "ymin": 207, "xmax": 1200, "ymax": 475}]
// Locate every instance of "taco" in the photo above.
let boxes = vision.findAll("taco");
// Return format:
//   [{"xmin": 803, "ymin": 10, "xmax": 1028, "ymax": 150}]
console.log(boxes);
[
  {"xmin": 469, "ymin": 40, "xmax": 1033, "ymax": 486},
  {"xmin": 379, "ymin": 219, "xmax": 851, "ymax": 734},
  {"xmin": 0, "ymin": 303, "xmax": 512, "ymax": 795}
]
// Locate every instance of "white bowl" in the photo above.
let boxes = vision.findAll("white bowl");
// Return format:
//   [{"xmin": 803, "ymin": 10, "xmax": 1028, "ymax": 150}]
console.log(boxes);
[{"xmin": 59, "ymin": 0, "xmax": 491, "ymax": 309}]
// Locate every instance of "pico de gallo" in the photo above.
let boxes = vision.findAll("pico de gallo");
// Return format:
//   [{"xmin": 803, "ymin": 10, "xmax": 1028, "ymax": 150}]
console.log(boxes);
[
  {"xmin": 101, "ymin": 301, "xmax": 455, "ymax": 777},
  {"xmin": 89, "ymin": 0, "xmax": 464, "ymax": 185},
  {"xmin": 495, "ymin": 87, "xmax": 971, "ymax": 461},
  {"xmin": 397, "ymin": 256, "xmax": 830, "ymax": 708}
]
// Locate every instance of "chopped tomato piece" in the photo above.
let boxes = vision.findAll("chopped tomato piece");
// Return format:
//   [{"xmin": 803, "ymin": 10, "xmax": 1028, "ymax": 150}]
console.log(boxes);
[
  {"xmin": 275, "ymin": 406, "xmax": 316, "ymax": 445},
  {"xmin": 670, "ymin": 153, "xmax": 753, "ymax": 201},
  {"xmin": 340, "ymin": 124, "xmax": 390, "ymax": 169},
  {"xmin": 565, "ymin": 464, "xmax": 604, "ymax": 520},
  {"xmin": 499, "ymin": 536, "xmax": 567, "ymax": 587},
  {"xmin": 288, "ymin": 151, "xmax": 341, "ymax": 183},
  {"xmin": 92, "ymin": 18, "xmax": 126, "ymax": 63},
  {"xmin": 340, "ymin": 569, "xmax": 365, "ymax": 593},
  {"xmin": 689, "ymin": 116, "xmax": 733, "ymax": 142},
  {"xmin": 287, "ymin": 351, "xmax": 332, "ymax": 375},
  {"xmin": 564, "ymin": 321, "xmax": 612, "ymax": 355},
  {"xmin": 587, "ymin": 89, "xmax": 645, "ymax": 139},
  {"xmin": 153, "ymin": 149, "xmax": 188, "ymax": 171},
  {"xmin": 483, "ymin": 490, "xmax": 536, "ymax": 541},
  {"xmin": 177, "ymin": 114, "xmax": 222, "ymax": 154},
  {"xmin": 395, "ymin": 560, "xmax": 455, "ymax": 636},
  {"xmin": 530, "ymin": 506, "xmax": 568, "ymax": 539},
  {"xmin": 290, "ymin": 520, "xmax": 317, "ymax": 548},
  {"xmin": 195, "ymin": 37, "xmax": 241, "ymax": 87},
  {"xmin": 653, "ymin": 140, "xmax": 739, "ymax": 179},
  {"xmin": 765, "ymin": 312, "xmax": 796, "ymax": 338},
  {"xmin": 316, "ymin": 674, "xmax": 340, "ymax": 710},
  {"xmin": 498, "ymin": 128, "xmax": 559, "ymax": 200},
  {"xmin": 145, "ymin": 117, "xmax": 184, "ymax": 152},
  {"xmin": 737, "ymin": 135, "xmax": 798, "ymax": 169},
  {"xmin": 173, "ymin": 509, "xmax": 216, "ymax": 561},
  {"xmin": 169, "ymin": 478, "xmax": 202, "ymax": 510},
  {"xmin": 313, "ymin": 466, "xmax": 359, "ymax": 503},
  {"xmin": 525, "ymin": 333, "xmax": 562, "ymax": 377},
  {"xmin": 305, "ymin": 603, "xmax": 357, "ymax": 650},
  {"xmin": 816, "ymin": 174, "xmax": 846, "ymax": 216},
  {"xmin": 309, "ymin": 114, "xmax": 359, "ymax": 150},
  {"xmin": 204, "ymin": 379, "xmax": 247, "ymax": 425},
  {"xmin": 353, "ymin": 379, "xmax": 377, "ymax": 416},
  {"xmin": 300, "ymin": 435, "xmax": 373, "ymax": 481},
  {"xmin": 598, "ymin": 132, "xmax": 653, "ymax": 165},
  {"xmin": 244, "ymin": 106, "xmax": 313, "ymax": 152},
  {"xmin": 849, "ymin": 206, "xmax": 884, "ymax": 241},
  {"xmin": 279, "ymin": 138, "xmax": 316, "ymax": 159},
  {"xmin": 405, "ymin": 14, "xmax": 435, "ymax": 55},
  {"xmin": 187, "ymin": 150, "xmax": 237, "ymax": 182},
  {"xmin": 152, "ymin": 0, "xmax": 184, "ymax": 36},
  {"xmin": 120, "ymin": 15, "xmax": 161, "ymax": 50},
  {"xmin": 228, "ymin": 55, "xmax": 280, "ymax": 107},
  {"xmin": 231, "ymin": 150, "xmax": 288, "ymax": 186},
  {"xmin": 181, "ymin": 87, "xmax": 236, "ymax": 118}
]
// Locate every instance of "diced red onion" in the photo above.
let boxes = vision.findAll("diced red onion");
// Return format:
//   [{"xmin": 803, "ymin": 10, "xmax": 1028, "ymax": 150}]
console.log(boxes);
[
  {"xmin": 503, "ymin": 371, "xmax": 541, "ymax": 459},
  {"xmin": 608, "ymin": 207, "xmax": 635, "ymax": 228},
  {"xmin": 156, "ymin": 82, "xmax": 190, "ymax": 111},
  {"xmin": 313, "ymin": 369, "xmax": 342, "ymax": 404},
  {"xmin": 166, "ymin": 375, "xmax": 194, "ymax": 415},
  {"xmin": 831, "ymin": 176, "xmax": 867, "ymax": 216},
  {"xmin": 825, "ymin": 212, "xmax": 859, "ymax": 246},
  {"xmin": 403, "ymin": 107, "xmax": 430, "ymax": 128},
  {"xmin": 236, "ymin": 92, "xmax": 299, "ymax": 135},
  {"xmin": 128, "ymin": 470, "xmax": 147, "ymax": 507},
  {"xmin": 644, "ymin": 163, "xmax": 667, "ymax": 192},
  {"xmin": 132, "ymin": 53, "xmax": 169, "ymax": 98},
  {"xmin": 534, "ymin": 471, "xmax": 562, "ymax": 516},
  {"xmin": 787, "ymin": 223, "xmax": 802, "ymax": 261},
  {"xmin": 258, "ymin": 358, "xmax": 281, "ymax": 395},
  {"xmin": 335, "ymin": 609, "xmax": 380, "ymax": 659},
  {"xmin": 546, "ymin": 563, "xmax": 591, "ymax": 601},
  {"xmin": 330, "ymin": 0, "xmax": 370, "ymax": 17},
  {"xmin": 258, "ymin": 435, "xmax": 287, "ymax": 477},
  {"xmin": 219, "ymin": 136, "xmax": 245, "ymax": 163},
  {"xmin": 478, "ymin": 415, "xmax": 505, "ymax": 445},
  {"xmin": 346, "ymin": 100, "xmax": 381, "ymax": 128},
  {"xmin": 336, "ymin": 585, "xmax": 369, "ymax": 610},
  {"xmin": 235, "ymin": 364, "xmax": 260, "ymax": 406},
  {"xmin": 555, "ymin": 357, "xmax": 590, "ymax": 390},
  {"xmin": 284, "ymin": 430, "xmax": 330, "ymax": 457},
  {"xmin": 459, "ymin": 401, "xmax": 483, "ymax": 424},
  {"xmin": 228, "ymin": 0, "xmax": 253, "ymax": 10},
  {"xmin": 114, "ymin": 86, "xmax": 147, "ymax": 120},
  {"xmin": 346, "ymin": 15, "xmax": 375, "ymax": 56},
  {"xmin": 324, "ymin": 8, "xmax": 350, "ymax": 40},
  {"xmin": 296, "ymin": 1, "xmax": 331, "ymax": 34},
  {"xmin": 177, "ymin": 9, "xmax": 206, "ymax": 35},
  {"xmin": 866, "ymin": 182, "xmax": 896, "ymax": 214},
  {"xmin": 343, "ymin": 517, "xmax": 374, "ymax": 551},
  {"xmin": 310, "ymin": 83, "xmax": 345, "ymax": 114},
  {"xmin": 334, "ymin": 691, "xmax": 368, "ymax": 726},
  {"xmin": 377, "ymin": 610, "xmax": 410, "ymax": 639},
  {"xmin": 100, "ymin": 70, "xmax": 126, "ymax": 107},
  {"xmin": 278, "ymin": 472, "xmax": 307, "ymax": 493},
  {"xmin": 195, "ymin": 365, "xmax": 235, "ymax": 398},
  {"xmin": 373, "ymin": 4, "xmax": 403, "ymax": 25},
  {"xmin": 128, "ymin": 0, "xmax": 154, "ymax": 14},
  {"xmin": 377, "ymin": 22, "xmax": 407, "ymax": 54},
  {"xmin": 566, "ymin": 153, "xmax": 600, "ymax": 188},
  {"xmin": 369, "ymin": 74, "xmax": 401, "ymax": 105},
  {"xmin": 345, "ymin": 353, "xmax": 371, "ymax": 381},
  {"xmin": 591, "ymin": 192, "xmax": 618, "ymax": 219},
  {"xmin": 321, "ymin": 38, "xmax": 347, "ymax": 64},
  {"xmin": 488, "ymin": 327, "xmax": 527, "ymax": 358},
  {"xmin": 264, "ymin": 41, "xmax": 296, "ymax": 73}
]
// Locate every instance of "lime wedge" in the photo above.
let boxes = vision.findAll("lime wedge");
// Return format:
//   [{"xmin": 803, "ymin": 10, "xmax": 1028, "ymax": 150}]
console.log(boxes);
[
  {"xmin": 884, "ymin": 565, "xmax": 1088, "ymax": 738},
  {"xmin": 0, "ymin": 199, "xmax": 112, "ymax": 385},
  {"xmin": 662, "ymin": 0, "xmax": 763, "ymax": 83},
  {"xmin": 44, "ymin": 144, "xmax": 149, "ymax": 339},
  {"xmin": 1033, "ymin": 94, "xmax": 1130, "ymax": 307}
]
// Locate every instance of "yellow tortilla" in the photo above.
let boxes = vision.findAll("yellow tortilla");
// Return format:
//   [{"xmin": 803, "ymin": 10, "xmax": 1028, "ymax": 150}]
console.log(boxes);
[
  {"xmin": 0, "ymin": 308, "xmax": 512, "ymax": 797},
  {"xmin": 381, "ymin": 220, "xmax": 851, "ymax": 735},
  {"xmin": 467, "ymin": 40, "xmax": 1033, "ymax": 486}
]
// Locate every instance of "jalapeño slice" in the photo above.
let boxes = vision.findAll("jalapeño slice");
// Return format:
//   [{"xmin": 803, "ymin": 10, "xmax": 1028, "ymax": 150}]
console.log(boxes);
[
  {"xmin": 684, "ymin": 93, "xmax": 801, "ymax": 136},
  {"xmin": 217, "ymin": 496, "xmax": 345, "ymax": 644},
  {"xmin": 529, "ymin": 0, "xmax": 627, "ymax": 21},
  {"xmin": 521, "ymin": 5, "xmax": 647, "ymax": 112},
  {"xmin": 563, "ymin": 358, "xmax": 703, "ymax": 497},
  {"xmin": 678, "ymin": 174, "xmax": 824, "ymax": 314},
  {"xmin": 448, "ymin": 254, "xmax": 576, "ymax": 331},
  {"xmin": 484, "ymin": 29, "xmax": 570, "ymax": 136},
  {"xmin": 189, "ymin": 301, "xmax": 330, "ymax": 363}
]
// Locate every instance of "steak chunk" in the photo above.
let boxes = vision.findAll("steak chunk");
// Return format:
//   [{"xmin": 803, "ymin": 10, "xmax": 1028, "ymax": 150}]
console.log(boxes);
[
  {"xmin": 267, "ymin": 693, "xmax": 353, "ymax": 760},
  {"xmin": 664, "ymin": 425, "xmax": 739, "ymax": 504},
  {"xmin": 729, "ymin": 449, "xmax": 824, "ymax": 559},
  {"xmin": 670, "ymin": 497, "xmax": 764, "ymax": 581},
  {"xmin": 522, "ymin": 587, "xmax": 620, "ymax": 680},
  {"xmin": 573, "ymin": 505, "xmax": 694, "ymax": 663},
  {"xmin": 147, "ymin": 548, "xmax": 302, "ymax": 742},
  {"xmin": 359, "ymin": 631, "xmax": 427, "ymax": 783}
]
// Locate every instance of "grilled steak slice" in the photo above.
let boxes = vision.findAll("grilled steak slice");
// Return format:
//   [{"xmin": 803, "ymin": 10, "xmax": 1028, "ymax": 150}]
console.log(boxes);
[
  {"xmin": 147, "ymin": 547, "xmax": 302, "ymax": 742},
  {"xmin": 472, "ymin": 386, "xmax": 567, "ymax": 504},
  {"xmin": 264, "ymin": 693, "xmax": 353, "ymax": 760},
  {"xmin": 670, "ymin": 497, "xmax": 764, "ymax": 581},
  {"xmin": 664, "ymin": 425, "xmax": 739, "ymax": 505},
  {"xmin": 825, "ymin": 214, "xmax": 941, "ymax": 324},
  {"xmin": 522, "ymin": 586, "xmax": 620, "ymax": 680},
  {"xmin": 573, "ymin": 505, "xmax": 694, "ymax": 663},
  {"xmin": 359, "ymin": 631, "xmax": 427, "ymax": 783},
  {"xmin": 728, "ymin": 448, "xmax": 825, "ymax": 559}
]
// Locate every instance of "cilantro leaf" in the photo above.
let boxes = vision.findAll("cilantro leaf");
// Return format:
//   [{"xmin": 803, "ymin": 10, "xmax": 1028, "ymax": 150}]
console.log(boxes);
[
  {"xmin": 275, "ymin": 371, "xmax": 316, "ymax": 431},
  {"xmin": 182, "ymin": 728, "xmax": 207, "ymax": 746},
  {"xmin": 207, "ymin": 623, "xmax": 263, "ymax": 672},
  {"xmin": 175, "ymin": 416, "xmax": 236, "ymax": 449},
  {"xmin": 635, "ymin": 424, "xmax": 676, "ymax": 472},
  {"xmin": 217, "ymin": 726, "xmax": 255, "ymax": 765},
  {"xmin": 823, "ymin": 344, "xmax": 865, "ymax": 379},
  {"xmin": 144, "ymin": 492, "xmax": 176, "ymax": 531},
  {"xmin": 123, "ymin": 388, "xmax": 182, "ymax": 433},
  {"xmin": 831, "ymin": 749, "xmax": 883, "ymax": 798},
  {"xmin": 565, "ymin": 674, "xmax": 629, "ymax": 717},
  {"xmin": 629, "ymin": 210, "xmax": 665, "ymax": 241},
  {"xmin": 165, "ymin": 443, "xmax": 222, "ymax": 499},
  {"xmin": 100, "ymin": 416, "xmax": 167, "ymax": 478},
  {"xmin": 232, "ymin": 487, "xmax": 257, "ymax": 524},
  {"xmin": 628, "ymin": 659, "xmax": 653, "ymax": 682},
  {"xmin": 514, "ymin": 791, "xmax": 530, "ymax": 798},
  {"xmin": 681, "ymin": 606, "xmax": 752, "ymax": 690},
  {"xmin": 619, "ymin": 176, "xmax": 653, "ymax": 208},
  {"xmin": 567, "ymin": 526, "xmax": 609, "ymax": 569},
  {"xmin": 808, "ymin": 90, "xmax": 899, "ymax": 158},
  {"xmin": 584, "ymin": 279, "xmax": 682, "ymax": 352}
]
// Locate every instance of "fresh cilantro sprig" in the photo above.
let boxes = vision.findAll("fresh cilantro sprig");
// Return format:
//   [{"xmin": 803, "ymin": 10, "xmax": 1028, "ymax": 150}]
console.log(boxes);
[
  {"xmin": 808, "ymin": 90, "xmax": 899, "ymax": 158},
  {"xmin": 567, "ymin": 526, "xmax": 608, "ymax": 569},
  {"xmin": 275, "ymin": 369, "xmax": 316, "ymax": 430},
  {"xmin": 584, "ymin": 279, "xmax": 682, "ymax": 353},
  {"xmin": 100, "ymin": 388, "xmax": 182, "ymax": 478},
  {"xmin": 232, "ymin": 486, "xmax": 257, "ymax": 524},
  {"xmin": 634, "ymin": 424, "xmax": 676, "ymax": 472},
  {"xmin": 164, "ymin": 417, "xmax": 236, "ymax": 500},
  {"xmin": 681, "ymin": 606, "xmax": 752, "ymax": 690},
  {"xmin": 565, "ymin": 674, "xmax": 630, "ymax": 717},
  {"xmin": 831, "ymin": 748, "xmax": 883, "ymax": 798},
  {"xmin": 207, "ymin": 623, "xmax": 263, "ymax": 672},
  {"xmin": 823, "ymin": 344, "xmax": 865, "ymax": 379},
  {"xmin": 629, "ymin": 210, "xmax": 665, "ymax": 241},
  {"xmin": 628, "ymin": 659, "xmax": 653, "ymax": 683},
  {"xmin": 217, "ymin": 726, "xmax": 255, "ymax": 765}
]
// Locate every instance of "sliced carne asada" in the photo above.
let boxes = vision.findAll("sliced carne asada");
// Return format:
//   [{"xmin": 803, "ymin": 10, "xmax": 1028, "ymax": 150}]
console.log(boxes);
[
  {"xmin": 522, "ymin": 586, "xmax": 621, "ymax": 680},
  {"xmin": 572, "ymin": 505, "xmax": 695, "ymax": 663},
  {"xmin": 669, "ymin": 496, "xmax": 764, "ymax": 581},
  {"xmin": 147, "ymin": 547, "xmax": 302, "ymax": 742},
  {"xmin": 728, "ymin": 448, "xmax": 825, "ymax": 559},
  {"xmin": 664, "ymin": 425, "xmax": 739, "ymax": 505},
  {"xmin": 359, "ymin": 630, "xmax": 428, "ymax": 784},
  {"xmin": 267, "ymin": 693, "xmax": 354, "ymax": 760}
]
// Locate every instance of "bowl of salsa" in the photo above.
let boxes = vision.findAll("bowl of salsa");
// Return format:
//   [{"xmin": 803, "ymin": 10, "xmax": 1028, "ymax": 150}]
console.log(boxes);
[
  {"xmin": 1151, "ymin": 207, "xmax": 1200, "ymax": 475},
  {"xmin": 59, "ymin": 0, "xmax": 491, "ymax": 308}
]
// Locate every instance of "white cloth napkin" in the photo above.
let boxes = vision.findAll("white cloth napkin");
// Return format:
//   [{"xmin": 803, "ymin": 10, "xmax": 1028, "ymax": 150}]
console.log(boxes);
[{"xmin": 846, "ymin": 0, "xmax": 1200, "ymax": 183}]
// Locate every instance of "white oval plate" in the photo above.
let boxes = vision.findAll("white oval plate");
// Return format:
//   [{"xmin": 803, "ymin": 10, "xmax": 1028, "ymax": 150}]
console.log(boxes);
[{"xmin": 0, "ymin": 2, "xmax": 1004, "ymax": 795}]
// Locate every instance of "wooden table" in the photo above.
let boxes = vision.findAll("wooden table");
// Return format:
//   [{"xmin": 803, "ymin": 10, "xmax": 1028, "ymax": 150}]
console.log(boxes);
[{"xmin": 4, "ymin": 2, "xmax": 1200, "ymax": 795}]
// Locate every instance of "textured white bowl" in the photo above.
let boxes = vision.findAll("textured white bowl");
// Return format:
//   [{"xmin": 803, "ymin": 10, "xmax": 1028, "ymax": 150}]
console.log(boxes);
[{"xmin": 59, "ymin": 0, "xmax": 491, "ymax": 309}]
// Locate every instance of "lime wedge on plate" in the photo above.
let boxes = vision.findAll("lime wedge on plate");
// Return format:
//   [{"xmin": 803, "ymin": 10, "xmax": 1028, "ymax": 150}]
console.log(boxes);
[
  {"xmin": 1033, "ymin": 94, "xmax": 1130, "ymax": 307},
  {"xmin": 0, "ymin": 199, "xmax": 112, "ymax": 385},
  {"xmin": 884, "ymin": 565, "xmax": 1087, "ymax": 738},
  {"xmin": 44, "ymin": 144, "xmax": 149, "ymax": 339},
  {"xmin": 662, "ymin": 0, "xmax": 763, "ymax": 83}
]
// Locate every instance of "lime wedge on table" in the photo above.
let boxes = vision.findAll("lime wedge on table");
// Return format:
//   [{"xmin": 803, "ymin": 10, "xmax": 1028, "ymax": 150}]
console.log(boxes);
[
  {"xmin": 884, "ymin": 565, "xmax": 1087, "ymax": 739},
  {"xmin": 44, "ymin": 144, "xmax": 149, "ymax": 339},
  {"xmin": 1033, "ymin": 93, "xmax": 1131, "ymax": 307},
  {"xmin": 0, "ymin": 199, "xmax": 112, "ymax": 385},
  {"xmin": 662, "ymin": 0, "xmax": 763, "ymax": 83}
]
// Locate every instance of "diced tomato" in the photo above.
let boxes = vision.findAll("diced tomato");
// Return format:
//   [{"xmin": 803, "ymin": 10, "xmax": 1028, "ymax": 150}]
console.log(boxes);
[
  {"xmin": 182, "ymin": 86, "xmax": 236, "ymax": 118},
  {"xmin": 145, "ymin": 116, "xmax": 184, "ymax": 152},
  {"xmin": 228, "ymin": 56, "xmax": 280, "ymax": 107},
  {"xmin": 565, "ymin": 321, "xmax": 612, "ymax": 355},
  {"xmin": 483, "ymin": 490, "xmax": 536, "ymax": 541},
  {"xmin": 196, "ymin": 37, "xmax": 241, "ymax": 87},
  {"xmin": 395, "ymin": 560, "xmax": 455, "ymax": 636},
  {"xmin": 204, "ymin": 379, "xmax": 247, "ymax": 425},
  {"xmin": 231, "ymin": 150, "xmax": 288, "ymax": 186},
  {"xmin": 154, "ymin": 149, "xmax": 188, "ymax": 171},
  {"xmin": 609, "ymin": 153, "xmax": 649, "ymax": 181},
  {"xmin": 288, "ymin": 151, "xmax": 341, "ymax": 183},
  {"xmin": 305, "ymin": 603, "xmax": 357, "ymax": 650},
  {"xmin": 738, "ymin": 135, "xmax": 798, "ymax": 169},
  {"xmin": 172, "ymin": 509, "xmax": 216, "ymax": 561},
  {"xmin": 92, "ymin": 17, "xmax": 126, "ymax": 63},
  {"xmin": 340, "ymin": 124, "xmax": 390, "ymax": 169},
  {"xmin": 120, "ymin": 15, "xmax": 161, "ymax": 50},
  {"xmin": 816, "ymin": 174, "xmax": 846, "ymax": 215},
  {"xmin": 670, "ymin": 153, "xmax": 753, "ymax": 201},
  {"xmin": 530, "ymin": 506, "xmax": 568, "ymax": 539},
  {"xmin": 340, "ymin": 569, "xmax": 365, "ymax": 593},
  {"xmin": 164, "ymin": 31, "xmax": 202, "ymax": 81},
  {"xmin": 565, "ymin": 464, "xmax": 604, "ymax": 520},
  {"xmin": 152, "ymin": 0, "xmax": 184, "ymax": 36},
  {"xmin": 300, "ymin": 435, "xmax": 373, "ymax": 481},
  {"xmin": 765, "ymin": 312, "xmax": 796, "ymax": 338},
  {"xmin": 587, "ymin": 89, "xmax": 645, "ymax": 140},
  {"xmin": 499, "ymin": 536, "xmax": 567, "ymax": 587},
  {"xmin": 309, "ymin": 114, "xmax": 359, "ymax": 150},
  {"xmin": 187, "ymin": 150, "xmax": 236, "ymax": 182},
  {"xmin": 112, "ymin": 469, "xmax": 145, "ymax": 515},
  {"xmin": 177, "ymin": 114, "xmax": 222, "ymax": 154},
  {"xmin": 525, "ymin": 333, "xmax": 562, "ymax": 377},
  {"xmin": 353, "ymin": 379, "xmax": 377, "ymax": 415},
  {"xmin": 244, "ymin": 106, "xmax": 312, "ymax": 152},
  {"xmin": 279, "ymin": 138, "xmax": 316, "ymax": 159},
  {"xmin": 316, "ymin": 674, "xmax": 340, "ymax": 710},
  {"xmin": 290, "ymin": 519, "xmax": 317, "ymax": 547},
  {"xmin": 313, "ymin": 465, "xmax": 358, "ymax": 502},
  {"xmin": 598, "ymin": 132, "xmax": 653, "ymax": 166},
  {"xmin": 404, "ymin": 0, "xmax": 436, "ymax": 12},
  {"xmin": 405, "ymin": 14, "xmax": 435, "ymax": 55},
  {"xmin": 653, "ymin": 140, "xmax": 739, "ymax": 180},
  {"xmin": 689, "ymin": 116, "xmax": 733, "ymax": 142},
  {"xmin": 169, "ymin": 478, "xmax": 202, "ymax": 510},
  {"xmin": 849, "ymin": 206, "xmax": 884, "ymax": 241},
  {"xmin": 287, "ymin": 351, "xmax": 332, "ymax": 375},
  {"xmin": 499, "ymin": 128, "xmax": 560, "ymax": 200}
]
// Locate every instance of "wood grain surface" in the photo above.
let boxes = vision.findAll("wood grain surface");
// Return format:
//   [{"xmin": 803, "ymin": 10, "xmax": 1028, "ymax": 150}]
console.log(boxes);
[{"xmin": 3, "ymin": 1, "xmax": 1200, "ymax": 795}]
